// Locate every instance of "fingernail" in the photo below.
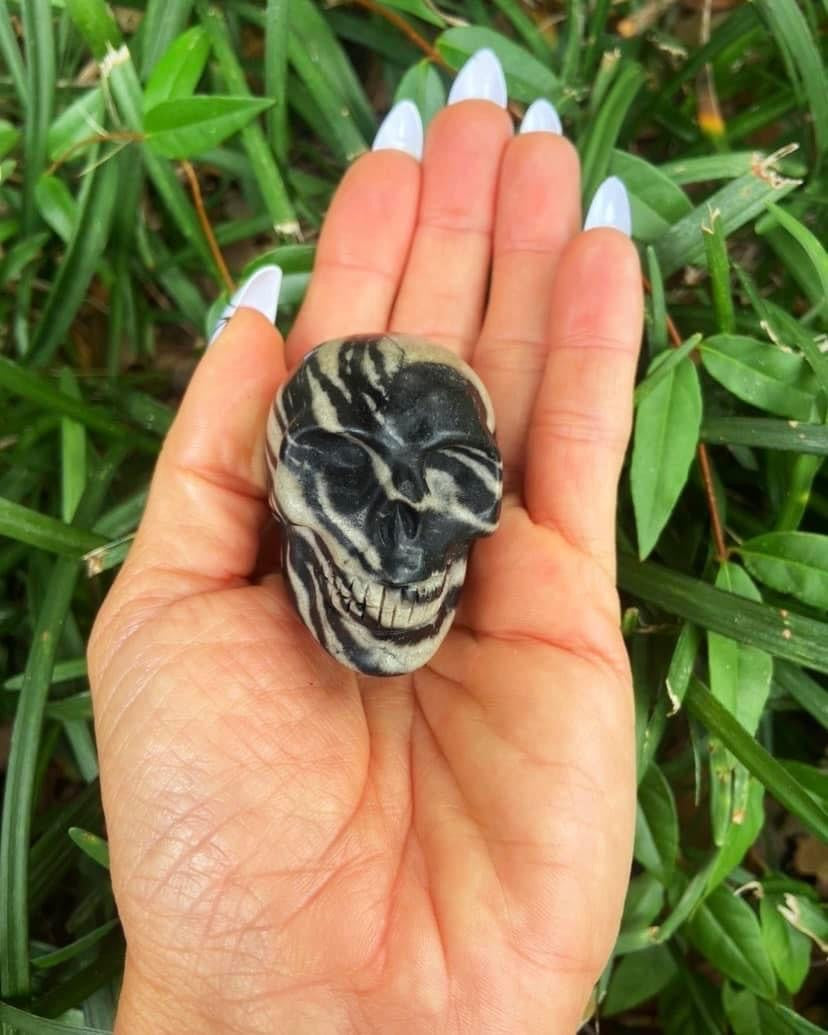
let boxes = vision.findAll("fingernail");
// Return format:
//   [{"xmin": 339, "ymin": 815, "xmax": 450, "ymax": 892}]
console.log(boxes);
[
  {"xmin": 519, "ymin": 98, "xmax": 562, "ymax": 135},
  {"xmin": 208, "ymin": 264, "xmax": 283, "ymax": 346},
  {"xmin": 372, "ymin": 99, "xmax": 424, "ymax": 160},
  {"xmin": 448, "ymin": 48, "xmax": 508, "ymax": 108},
  {"xmin": 583, "ymin": 176, "xmax": 632, "ymax": 236}
]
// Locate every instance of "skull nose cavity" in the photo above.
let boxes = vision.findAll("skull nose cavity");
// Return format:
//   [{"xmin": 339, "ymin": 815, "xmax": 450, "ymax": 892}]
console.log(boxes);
[{"xmin": 379, "ymin": 501, "xmax": 420, "ymax": 548}]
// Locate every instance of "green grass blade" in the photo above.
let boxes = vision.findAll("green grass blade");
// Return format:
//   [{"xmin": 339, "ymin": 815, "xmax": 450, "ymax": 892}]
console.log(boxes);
[
  {"xmin": 580, "ymin": 61, "xmax": 646, "ymax": 203},
  {"xmin": 138, "ymin": 0, "xmax": 194, "ymax": 78},
  {"xmin": 0, "ymin": 0, "xmax": 26, "ymax": 102},
  {"xmin": 30, "ymin": 929, "xmax": 124, "ymax": 1019},
  {"xmin": 0, "ymin": 451, "xmax": 122, "ymax": 999},
  {"xmin": 196, "ymin": 0, "xmax": 298, "ymax": 236},
  {"xmin": 759, "ymin": 203, "xmax": 828, "ymax": 323},
  {"xmin": 0, "ymin": 1002, "xmax": 109, "ymax": 1035},
  {"xmin": 32, "ymin": 919, "xmax": 119, "ymax": 971},
  {"xmin": 63, "ymin": 0, "xmax": 121, "ymax": 59},
  {"xmin": 59, "ymin": 370, "xmax": 86, "ymax": 523},
  {"xmin": 654, "ymin": 157, "xmax": 802, "ymax": 277},
  {"xmin": 44, "ymin": 693, "xmax": 93, "ymax": 722},
  {"xmin": 702, "ymin": 207, "xmax": 735, "ymax": 334},
  {"xmin": 67, "ymin": 828, "xmax": 109, "ymax": 869},
  {"xmin": 700, "ymin": 417, "xmax": 828, "ymax": 455},
  {"xmin": 751, "ymin": 0, "xmax": 828, "ymax": 159},
  {"xmin": 3, "ymin": 657, "xmax": 87, "ymax": 692},
  {"xmin": 0, "ymin": 499, "xmax": 105, "ymax": 557},
  {"xmin": 265, "ymin": 0, "xmax": 290, "ymax": 164},
  {"xmin": 21, "ymin": 0, "xmax": 55, "ymax": 231},
  {"xmin": 29, "ymin": 782, "xmax": 103, "ymax": 912},
  {"xmin": 618, "ymin": 553, "xmax": 828, "ymax": 674},
  {"xmin": 659, "ymin": 152, "xmax": 757, "ymax": 185},
  {"xmin": 774, "ymin": 661, "xmax": 828, "ymax": 730},
  {"xmin": 29, "ymin": 148, "xmax": 120, "ymax": 365},
  {"xmin": 685, "ymin": 679, "xmax": 828, "ymax": 842},
  {"xmin": 0, "ymin": 356, "xmax": 161, "ymax": 453}
]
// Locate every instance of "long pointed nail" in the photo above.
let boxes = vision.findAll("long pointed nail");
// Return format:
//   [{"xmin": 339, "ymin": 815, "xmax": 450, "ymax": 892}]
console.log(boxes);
[
  {"xmin": 372, "ymin": 99, "xmax": 424, "ymax": 160},
  {"xmin": 584, "ymin": 176, "xmax": 632, "ymax": 236},
  {"xmin": 208, "ymin": 264, "xmax": 283, "ymax": 346},
  {"xmin": 519, "ymin": 98, "xmax": 562, "ymax": 135},
  {"xmin": 448, "ymin": 48, "xmax": 508, "ymax": 108}
]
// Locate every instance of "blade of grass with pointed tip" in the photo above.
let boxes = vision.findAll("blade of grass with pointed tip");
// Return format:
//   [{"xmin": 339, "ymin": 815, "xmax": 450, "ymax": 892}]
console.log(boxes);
[
  {"xmin": 32, "ymin": 919, "xmax": 119, "ymax": 971},
  {"xmin": 4, "ymin": 657, "xmax": 87, "ymax": 692},
  {"xmin": 59, "ymin": 370, "xmax": 86, "ymax": 524},
  {"xmin": 685, "ymin": 678, "xmax": 828, "ymax": 842},
  {"xmin": 660, "ymin": 151, "xmax": 757, "ymax": 185},
  {"xmin": 617, "ymin": 553, "xmax": 828, "ymax": 674},
  {"xmin": 702, "ymin": 207, "xmax": 734, "ymax": 333},
  {"xmin": 758, "ymin": 203, "xmax": 828, "ymax": 324},
  {"xmin": 0, "ymin": 450, "xmax": 122, "ymax": 999},
  {"xmin": 67, "ymin": 828, "xmax": 109, "ymax": 869},
  {"xmin": 143, "ymin": 25, "xmax": 210, "ymax": 110}
]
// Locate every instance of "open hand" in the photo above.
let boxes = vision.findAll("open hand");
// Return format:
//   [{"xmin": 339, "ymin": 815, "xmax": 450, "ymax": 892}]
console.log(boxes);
[{"xmin": 89, "ymin": 51, "xmax": 643, "ymax": 1034}]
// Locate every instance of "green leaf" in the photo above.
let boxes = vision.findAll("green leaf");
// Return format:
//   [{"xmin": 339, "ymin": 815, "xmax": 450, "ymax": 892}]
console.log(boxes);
[
  {"xmin": 653, "ymin": 157, "xmax": 802, "ymax": 277},
  {"xmin": 685, "ymin": 679, "xmax": 828, "ymax": 842},
  {"xmin": 634, "ymin": 764, "xmax": 679, "ymax": 884},
  {"xmin": 706, "ymin": 778, "xmax": 764, "ymax": 892},
  {"xmin": 64, "ymin": 0, "xmax": 121, "ymax": 60},
  {"xmin": 701, "ymin": 417, "xmax": 828, "ymax": 456},
  {"xmin": 3, "ymin": 657, "xmax": 87, "ymax": 692},
  {"xmin": 436, "ymin": 26, "xmax": 563, "ymax": 105},
  {"xmin": 621, "ymin": 873, "xmax": 664, "ymax": 933},
  {"xmin": 760, "ymin": 892, "xmax": 812, "ymax": 995},
  {"xmin": 59, "ymin": 369, "xmax": 86, "ymax": 524},
  {"xmin": 47, "ymin": 87, "xmax": 105, "ymax": 162},
  {"xmin": 723, "ymin": 985, "xmax": 792, "ymax": 1035},
  {"xmin": 659, "ymin": 969, "xmax": 724, "ymax": 1035},
  {"xmin": 144, "ymin": 95, "xmax": 274, "ymax": 159},
  {"xmin": 0, "ymin": 118, "xmax": 20, "ymax": 159},
  {"xmin": 686, "ymin": 885, "xmax": 776, "ymax": 998},
  {"xmin": 604, "ymin": 945, "xmax": 677, "ymax": 1015},
  {"xmin": 777, "ymin": 894, "xmax": 828, "ymax": 952},
  {"xmin": 67, "ymin": 827, "xmax": 109, "ymax": 869},
  {"xmin": 634, "ymin": 335, "xmax": 701, "ymax": 406},
  {"xmin": 771, "ymin": 1005, "xmax": 828, "ymax": 1035},
  {"xmin": 660, "ymin": 151, "xmax": 757, "ymax": 185},
  {"xmin": 21, "ymin": 0, "xmax": 55, "ymax": 231},
  {"xmin": 0, "ymin": 498, "xmax": 105, "ymax": 557},
  {"xmin": 702, "ymin": 207, "xmax": 735, "ymax": 334},
  {"xmin": 264, "ymin": 0, "xmax": 290, "ymax": 163},
  {"xmin": 655, "ymin": 858, "xmax": 716, "ymax": 944},
  {"xmin": 618, "ymin": 553, "xmax": 828, "ymax": 674},
  {"xmin": 760, "ymin": 203, "xmax": 828, "ymax": 321},
  {"xmin": 631, "ymin": 354, "xmax": 702, "ymax": 558},
  {"xmin": 741, "ymin": 532, "xmax": 828, "ymax": 609},
  {"xmin": 34, "ymin": 175, "xmax": 79, "ymax": 244},
  {"xmin": 700, "ymin": 334, "xmax": 817, "ymax": 421},
  {"xmin": 394, "ymin": 59, "xmax": 446, "ymax": 127},
  {"xmin": 32, "ymin": 919, "xmax": 120, "ymax": 970},
  {"xmin": 143, "ymin": 26, "xmax": 210, "ymax": 110},
  {"xmin": 708, "ymin": 564, "xmax": 773, "ymax": 737},
  {"xmin": 610, "ymin": 150, "xmax": 692, "ymax": 243},
  {"xmin": 665, "ymin": 622, "xmax": 701, "ymax": 713},
  {"xmin": 138, "ymin": 0, "xmax": 194, "ymax": 78}
]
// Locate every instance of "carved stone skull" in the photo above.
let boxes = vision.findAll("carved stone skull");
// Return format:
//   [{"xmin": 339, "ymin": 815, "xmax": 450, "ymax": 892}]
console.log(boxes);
[{"xmin": 265, "ymin": 334, "xmax": 503, "ymax": 676}]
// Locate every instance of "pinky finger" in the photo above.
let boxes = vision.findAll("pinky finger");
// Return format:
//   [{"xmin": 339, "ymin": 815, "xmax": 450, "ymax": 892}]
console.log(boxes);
[{"xmin": 525, "ymin": 228, "xmax": 643, "ymax": 577}]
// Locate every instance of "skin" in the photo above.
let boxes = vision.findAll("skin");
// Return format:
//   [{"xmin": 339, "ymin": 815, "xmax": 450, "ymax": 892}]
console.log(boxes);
[{"xmin": 88, "ymin": 101, "xmax": 643, "ymax": 1034}]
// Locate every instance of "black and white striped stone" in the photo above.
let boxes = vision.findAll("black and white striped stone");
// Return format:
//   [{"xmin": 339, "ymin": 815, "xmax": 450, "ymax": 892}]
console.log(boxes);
[{"xmin": 265, "ymin": 334, "xmax": 502, "ymax": 676}]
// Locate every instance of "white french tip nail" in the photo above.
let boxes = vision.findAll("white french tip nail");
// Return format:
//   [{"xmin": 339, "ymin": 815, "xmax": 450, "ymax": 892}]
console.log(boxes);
[
  {"xmin": 519, "ymin": 98, "xmax": 562, "ymax": 135},
  {"xmin": 207, "ymin": 264, "xmax": 283, "ymax": 346},
  {"xmin": 372, "ymin": 99, "xmax": 424, "ymax": 160},
  {"xmin": 584, "ymin": 176, "xmax": 632, "ymax": 236},
  {"xmin": 448, "ymin": 48, "xmax": 508, "ymax": 109}
]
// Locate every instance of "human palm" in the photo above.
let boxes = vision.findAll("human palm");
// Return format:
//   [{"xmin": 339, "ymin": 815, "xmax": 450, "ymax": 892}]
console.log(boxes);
[{"xmin": 89, "ymin": 99, "xmax": 643, "ymax": 1034}]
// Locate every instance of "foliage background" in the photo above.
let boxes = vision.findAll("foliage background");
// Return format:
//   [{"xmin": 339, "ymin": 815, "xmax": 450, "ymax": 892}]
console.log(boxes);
[{"xmin": 1, "ymin": 0, "xmax": 827, "ymax": 1031}]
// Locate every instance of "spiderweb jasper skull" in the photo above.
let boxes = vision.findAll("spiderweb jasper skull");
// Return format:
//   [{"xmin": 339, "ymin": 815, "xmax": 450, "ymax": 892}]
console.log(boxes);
[{"xmin": 265, "ymin": 334, "xmax": 503, "ymax": 676}]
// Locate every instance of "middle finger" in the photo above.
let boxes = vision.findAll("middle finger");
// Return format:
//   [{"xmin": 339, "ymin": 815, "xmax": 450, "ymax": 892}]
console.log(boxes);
[{"xmin": 389, "ymin": 51, "xmax": 513, "ymax": 360}]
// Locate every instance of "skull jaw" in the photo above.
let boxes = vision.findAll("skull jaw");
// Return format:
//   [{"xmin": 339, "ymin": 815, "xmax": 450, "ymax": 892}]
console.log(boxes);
[{"xmin": 282, "ymin": 530, "xmax": 467, "ymax": 676}]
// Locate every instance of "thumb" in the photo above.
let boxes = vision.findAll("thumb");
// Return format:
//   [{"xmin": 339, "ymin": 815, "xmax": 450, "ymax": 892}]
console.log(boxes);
[{"xmin": 122, "ymin": 265, "xmax": 287, "ymax": 596}]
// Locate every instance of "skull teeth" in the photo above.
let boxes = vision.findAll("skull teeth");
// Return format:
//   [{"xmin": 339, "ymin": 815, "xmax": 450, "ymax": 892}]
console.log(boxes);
[{"xmin": 324, "ymin": 566, "xmax": 450, "ymax": 631}]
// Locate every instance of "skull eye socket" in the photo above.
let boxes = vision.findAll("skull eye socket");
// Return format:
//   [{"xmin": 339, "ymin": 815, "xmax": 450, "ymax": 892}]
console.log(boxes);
[{"xmin": 292, "ymin": 430, "xmax": 374, "ymax": 492}]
